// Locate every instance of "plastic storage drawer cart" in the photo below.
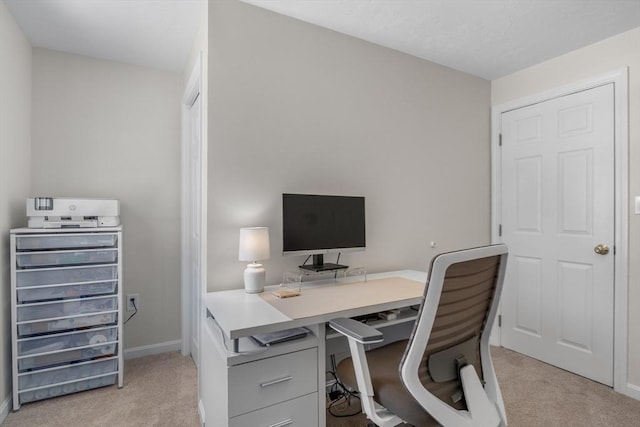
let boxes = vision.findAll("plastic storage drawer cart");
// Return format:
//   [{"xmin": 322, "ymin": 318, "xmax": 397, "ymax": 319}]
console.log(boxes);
[{"xmin": 10, "ymin": 227, "xmax": 123, "ymax": 410}]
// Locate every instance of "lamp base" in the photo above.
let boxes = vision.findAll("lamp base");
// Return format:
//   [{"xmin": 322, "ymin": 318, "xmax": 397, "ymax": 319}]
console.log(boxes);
[{"xmin": 244, "ymin": 263, "xmax": 265, "ymax": 293}]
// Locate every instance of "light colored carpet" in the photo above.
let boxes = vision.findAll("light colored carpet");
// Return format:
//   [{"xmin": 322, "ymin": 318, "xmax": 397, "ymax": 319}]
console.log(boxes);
[
  {"xmin": 492, "ymin": 347, "xmax": 640, "ymax": 427},
  {"xmin": 4, "ymin": 348, "xmax": 640, "ymax": 426},
  {"xmin": 327, "ymin": 347, "xmax": 640, "ymax": 427}
]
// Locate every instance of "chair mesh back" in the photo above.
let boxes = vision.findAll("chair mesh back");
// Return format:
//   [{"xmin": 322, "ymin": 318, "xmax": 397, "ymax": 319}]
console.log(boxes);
[{"xmin": 404, "ymin": 254, "xmax": 503, "ymax": 410}]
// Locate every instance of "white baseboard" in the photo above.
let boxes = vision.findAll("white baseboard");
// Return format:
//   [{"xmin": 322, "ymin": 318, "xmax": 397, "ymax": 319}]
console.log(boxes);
[
  {"xmin": 0, "ymin": 394, "xmax": 12, "ymax": 425},
  {"xmin": 124, "ymin": 339, "xmax": 182, "ymax": 360},
  {"xmin": 624, "ymin": 382, "xmax": 640, "ymax": 401}
]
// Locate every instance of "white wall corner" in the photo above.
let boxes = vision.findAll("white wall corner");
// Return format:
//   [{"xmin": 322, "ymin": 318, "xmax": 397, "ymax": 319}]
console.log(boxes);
[{"xmin": 124, "ymin": 340, "xmax": 182, "ymax": 360}]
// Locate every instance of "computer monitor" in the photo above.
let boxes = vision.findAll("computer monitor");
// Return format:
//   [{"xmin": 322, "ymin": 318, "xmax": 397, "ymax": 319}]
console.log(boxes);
[{"xmin": 282, "ymin": 193, "xmax": 366, "ymax": 272}]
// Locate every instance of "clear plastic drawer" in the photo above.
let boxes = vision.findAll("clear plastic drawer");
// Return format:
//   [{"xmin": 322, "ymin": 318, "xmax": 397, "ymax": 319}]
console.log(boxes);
[
  {"xmin": 17, "ymin": 280, "xmax": 117, "ymax": 302},
  {"xmin": 16, "ymin": 249, "xmax": 117, "ymax": 268},
  {"xmin": 17, "ymin": 312, "xmax": 117, "ymax": 337},
  {"xmin": 19, "ymin": 373, "xmax": 116, "ymax": 403},
  {"xmin": 18, "ymin": 327, "xmax": 118, "ymax": 356},
  {"xmin": 18, "ymin": 358, "xmax": 117, "ymax": 390},
  {"xmin": 16, "ymin": 264, "xmax": 117, "ymax": 288},
  {"xmin": 16, "ymin": 234, "xmax": 117, "ymax": 250},
  {"xmin": 18, "ymin": 342, "xmax": 117, "ymax": 371},
  {"xmin": 17, "ymin": 296, "xmax": 117, "ymax": 322}
]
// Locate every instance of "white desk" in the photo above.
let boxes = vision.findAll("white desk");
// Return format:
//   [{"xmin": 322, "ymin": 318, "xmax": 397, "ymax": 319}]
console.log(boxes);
[{"xmin": 200, "ymin": 270, "xmax": 427, "ymax": 427}]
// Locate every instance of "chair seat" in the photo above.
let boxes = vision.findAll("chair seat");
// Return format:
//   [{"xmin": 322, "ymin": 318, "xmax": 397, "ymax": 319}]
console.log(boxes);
[{"xmin": 336, "ymin": 339, "xmax": 439, "ymax": 427}]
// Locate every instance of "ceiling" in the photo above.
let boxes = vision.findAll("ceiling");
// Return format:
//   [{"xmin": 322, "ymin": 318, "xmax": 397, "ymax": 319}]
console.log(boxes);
[
  {"xmin": 4, "ymin": 0, "xmax": 205, "ymax": 74},
  {"xmin": 244, "ymin": 0, "xmax": 640, "ymax": 80},
  {"xmin": 4, "ymin": 0, "xmax": 640, "ymax": 79}
]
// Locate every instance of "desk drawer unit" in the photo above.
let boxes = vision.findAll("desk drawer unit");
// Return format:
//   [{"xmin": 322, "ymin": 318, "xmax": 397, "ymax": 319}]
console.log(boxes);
[
  {"xmin": 228, "ymin": 347, "xmax": 318, "ymax": 418},
  {"xmin": 229, "ymin": 392, "xmax": 318, "ymax": 427},
  {"xmin": 10, "ymin": 229, "xmax": 123, "ymax": 410}
]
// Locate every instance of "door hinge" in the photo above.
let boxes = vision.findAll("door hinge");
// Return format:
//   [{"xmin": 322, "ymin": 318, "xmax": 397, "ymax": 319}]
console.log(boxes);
[
  {"xmin": 498, "ymin": 315, "xmax": 502, "ymax": 327},
  {"xmin": 498, "ymin": 224, "xmax": 502, "ymax": 237},
  {"xmin": 499, "ymin": 133, "xmax": 502, "ymax": 146}
]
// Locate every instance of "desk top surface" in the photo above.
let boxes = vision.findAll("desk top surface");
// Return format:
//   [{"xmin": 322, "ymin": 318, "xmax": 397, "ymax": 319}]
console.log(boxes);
[{"xmin": 205, "ymin": 270, "xmax": 427, "ymax": 339}]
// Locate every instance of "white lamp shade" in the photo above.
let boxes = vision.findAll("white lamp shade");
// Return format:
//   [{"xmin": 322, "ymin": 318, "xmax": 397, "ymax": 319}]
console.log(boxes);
[{"xmin": 239, "ymin": 227, "xmax": 270, "ymax": 262}]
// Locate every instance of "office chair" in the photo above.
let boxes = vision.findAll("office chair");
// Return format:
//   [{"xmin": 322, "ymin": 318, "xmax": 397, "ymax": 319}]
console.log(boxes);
[{"xmin": 329, "ymin": 244, "xmax": 509, "ymax": 427}]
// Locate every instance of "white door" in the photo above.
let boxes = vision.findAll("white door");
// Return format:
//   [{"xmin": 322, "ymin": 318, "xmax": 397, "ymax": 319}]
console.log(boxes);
[
  {"xmin": 500, "ymin": 84, "xmax": 615, "ymax": 385},
  {"xmin": 188, "ymin": 91, "xmax": 202, "ymax": 366}
]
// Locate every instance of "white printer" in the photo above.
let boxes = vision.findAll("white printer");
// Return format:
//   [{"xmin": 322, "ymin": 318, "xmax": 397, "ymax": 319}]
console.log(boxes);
[{"xmin": 27, "ymin": 197, "xmax": 120, "ymax": 228}]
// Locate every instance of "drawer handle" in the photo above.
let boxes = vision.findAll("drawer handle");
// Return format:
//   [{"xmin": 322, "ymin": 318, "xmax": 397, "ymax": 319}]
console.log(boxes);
[
  {"xmin": 268, "ymin": 419, "xmax": 293, "ymax": 427},
  {"xmin": 259, "ymin": 376, "xmax": 293, "ymax": 388}
]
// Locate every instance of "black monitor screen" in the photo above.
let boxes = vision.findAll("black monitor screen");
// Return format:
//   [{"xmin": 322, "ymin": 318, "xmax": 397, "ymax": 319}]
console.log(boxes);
[{"xmin": 282, "ymin": 194, "xmax": 366, "ymax": 254}]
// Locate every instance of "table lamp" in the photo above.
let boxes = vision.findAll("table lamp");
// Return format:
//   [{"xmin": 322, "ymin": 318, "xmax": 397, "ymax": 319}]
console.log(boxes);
[{"xmin": 239, "ymin": 227, "xmax": 270, "ymax": 293}]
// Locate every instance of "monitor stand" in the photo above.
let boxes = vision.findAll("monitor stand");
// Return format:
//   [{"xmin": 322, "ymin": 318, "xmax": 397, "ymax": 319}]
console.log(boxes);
[{"xmin": 299, "ymin": 254, "xmax": 348, "ymax": 272}]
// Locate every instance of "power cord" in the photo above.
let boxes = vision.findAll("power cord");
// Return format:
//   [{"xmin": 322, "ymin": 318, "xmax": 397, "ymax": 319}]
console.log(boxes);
[
  {"xmin": 326, "ymin": 354, "xmax": 361, "ymax": 418},
  {"xmin": 124, "ymin": 298, "xmax": 137, "ymax": 324}
]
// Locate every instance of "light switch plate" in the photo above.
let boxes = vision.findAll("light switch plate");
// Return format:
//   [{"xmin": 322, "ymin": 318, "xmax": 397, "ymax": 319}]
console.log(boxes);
[{"xmin": 635, "ymin": 196, "xmax": 640, "ymax": 214}]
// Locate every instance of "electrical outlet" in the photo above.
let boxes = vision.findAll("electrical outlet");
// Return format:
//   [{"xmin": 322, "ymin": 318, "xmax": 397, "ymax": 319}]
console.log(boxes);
[{"xmin": 126, "ymin": 294, "xmax": 139, "ymax": 312}]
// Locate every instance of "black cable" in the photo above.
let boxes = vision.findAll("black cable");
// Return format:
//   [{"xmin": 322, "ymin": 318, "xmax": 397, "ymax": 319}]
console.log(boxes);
[
  {"xmin": 328, "ymin": 394, "xmax": 361, "ymax": 417},
  {"xmin": 326, "ymin": 354, "xmax": 361, "ymax": 418},
  {"xmin": 302, "ymin": 255, "xmax": 311, "ymax": 266},
  {"xmin": 326, "ymin": 370, "xmax": 361, "ymax": 417},
  {"xmin": 124, "ymin": 299, "xmax": 137, "ymax": 324}
]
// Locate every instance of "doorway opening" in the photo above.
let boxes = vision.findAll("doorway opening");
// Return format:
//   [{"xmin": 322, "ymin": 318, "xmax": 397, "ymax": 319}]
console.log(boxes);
[{"xmin": 181, "ymin": 52, "xmax": 207, "ymax": 368}]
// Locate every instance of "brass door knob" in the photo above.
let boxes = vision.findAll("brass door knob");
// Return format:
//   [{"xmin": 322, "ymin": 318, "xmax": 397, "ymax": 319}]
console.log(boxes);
[{"xmin": 594, "ymin": 244, "xmax": 609, "ymax": 255}]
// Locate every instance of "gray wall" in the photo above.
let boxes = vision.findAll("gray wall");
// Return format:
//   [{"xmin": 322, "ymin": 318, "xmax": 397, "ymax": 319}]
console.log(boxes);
[
  {"xmin": 492, "ymin": 27, "xmax": 640, "ymax": 394},
  {"xmin": 31, "ymin": 49, "xmax": 183, "ymax": 351},
  {"xmin": 0, "ymin": 0, "xmax": 31, "ymax": 410},
  {"xmin": 207, "ymin": 0, "xmax": 492, "ymax": 291}
]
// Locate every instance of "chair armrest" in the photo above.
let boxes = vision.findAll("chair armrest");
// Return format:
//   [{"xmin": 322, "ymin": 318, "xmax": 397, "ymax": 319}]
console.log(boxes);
[{"xmin": 329, "ymin": 317, "xmax": 384, "ymax": 344}]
